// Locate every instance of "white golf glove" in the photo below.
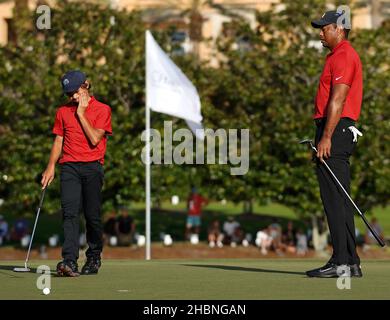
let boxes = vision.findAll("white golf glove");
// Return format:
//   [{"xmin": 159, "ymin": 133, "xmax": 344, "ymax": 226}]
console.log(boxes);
[{"xmin": 348, "ymin": 126, "xmax": 363, "ymax": 142}]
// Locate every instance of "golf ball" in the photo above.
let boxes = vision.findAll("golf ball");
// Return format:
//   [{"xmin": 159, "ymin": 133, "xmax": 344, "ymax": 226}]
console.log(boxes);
[{"xmin": 43, "ymin": 288, "xmax": 50, "ymax": 295}]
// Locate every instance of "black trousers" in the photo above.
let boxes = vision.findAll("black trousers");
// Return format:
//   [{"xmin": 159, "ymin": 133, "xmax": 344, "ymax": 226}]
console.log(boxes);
[
  {"xmin": 60, "ymin": 161, "xmax": 104, "ymax": 262},
  {"xmin": 314, "ymin": 117, "xmax": 360, "ymax": 266}
]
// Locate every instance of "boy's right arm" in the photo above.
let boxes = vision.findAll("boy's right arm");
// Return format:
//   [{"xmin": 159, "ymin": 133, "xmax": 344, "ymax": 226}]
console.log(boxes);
[{"xmin": 41, "ymin": 135, "xmax": 63, "ymax": 189}]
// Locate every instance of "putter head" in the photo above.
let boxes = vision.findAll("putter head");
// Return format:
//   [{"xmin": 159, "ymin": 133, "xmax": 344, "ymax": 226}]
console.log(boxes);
[
  {"xmin": 13, "ymin": 267, "xmax": 31, "ymax": 272},
  {"xmin": 299, "ymin": 139, "xmax": 315, "ymax": 150}
]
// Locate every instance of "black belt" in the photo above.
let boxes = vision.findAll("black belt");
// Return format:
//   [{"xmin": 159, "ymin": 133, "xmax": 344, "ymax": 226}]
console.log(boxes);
[
  {"xmin": 62, "ymin": 160, "xmax": 101, "ymax": 165},
  {"xmin": 314, "ymin": 117, "xmax": 355, "ymax": 127}
]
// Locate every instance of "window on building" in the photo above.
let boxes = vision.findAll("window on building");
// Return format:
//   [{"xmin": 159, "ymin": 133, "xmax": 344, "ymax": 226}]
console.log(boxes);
[
  {"xmin": 170, "ymin": 30, "xmax": 189, "ymax": 56},
  {"xmin": 5, "ymin": 18, "xmax": 16, "ymax": 44},
  {"xmin": 236, "ymin": 35, "xmax": 252, "ymax": 52}
]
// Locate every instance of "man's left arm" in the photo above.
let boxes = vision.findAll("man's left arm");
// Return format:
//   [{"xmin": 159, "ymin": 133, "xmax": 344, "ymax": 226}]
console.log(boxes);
[{"xmin": 317, "ymin": 83, "xmax": 350, "ymax": 162}]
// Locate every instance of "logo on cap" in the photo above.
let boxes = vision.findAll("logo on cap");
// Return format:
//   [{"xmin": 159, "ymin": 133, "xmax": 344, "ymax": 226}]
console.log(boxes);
[{"xmin": 63, "ymin": 79, "xmax": 69, "ymax": 86}]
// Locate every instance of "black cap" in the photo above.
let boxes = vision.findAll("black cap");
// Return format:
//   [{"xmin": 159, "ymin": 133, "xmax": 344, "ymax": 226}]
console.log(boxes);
[
  {"xmin": 311, "ymin": 10, "xmax": 349, "ymax": 29},
  {"xmin": 61, "ymin": 70, "xmax": 86, "ymax": 93}
]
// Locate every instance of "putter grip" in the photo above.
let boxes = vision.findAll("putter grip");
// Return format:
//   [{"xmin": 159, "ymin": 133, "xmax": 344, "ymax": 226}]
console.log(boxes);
[
  {"xmin": 38, "ymin": 188, "xmax": 46, "ymax": 209},
  {"xmin": 361, "ymin": 213, "xmax": 386, "ymax": 247}
]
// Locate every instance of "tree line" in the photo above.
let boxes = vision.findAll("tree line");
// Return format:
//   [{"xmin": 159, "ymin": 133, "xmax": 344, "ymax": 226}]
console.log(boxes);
[{"xmin": 0, "ymin": 0, "xmax": 388, "ymax": 218}]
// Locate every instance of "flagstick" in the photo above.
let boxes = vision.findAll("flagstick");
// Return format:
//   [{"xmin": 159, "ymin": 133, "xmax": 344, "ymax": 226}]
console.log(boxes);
[
  {"xmin": 145, "ymin": 31, "xmax": 151, "ymax": 261},
  {"xmin": 144, "ymin": 30, "xmax": 204, "ymax": 260},
  {"xmin": 146, "ymin": 102, "xmax": 151, "ymax": 260}
]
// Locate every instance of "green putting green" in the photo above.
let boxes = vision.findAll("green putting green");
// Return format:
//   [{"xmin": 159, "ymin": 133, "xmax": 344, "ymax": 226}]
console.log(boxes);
[{"xmin": 0, "ymin": 259, "xmax": 389, "ymax": 300}]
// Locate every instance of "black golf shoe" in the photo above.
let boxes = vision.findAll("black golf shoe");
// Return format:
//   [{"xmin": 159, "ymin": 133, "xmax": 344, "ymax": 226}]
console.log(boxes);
[
  {"xmin": 81, "ymin": 257, "xmax": 101, "ymax": 275},
  {"xmin": 349, "ymin": 264, "xmax": 363, "ymax": 277},
  {"xmin": 305, "ymin": 261, "xmax": 333, "ymax": 276},
  {"xmin": 306, "ymin": 263, "xmax": 351, "ymax": 278},
  {"xmin": 56, "ymin": 260, "xmax": 80, "ymax": 277}
]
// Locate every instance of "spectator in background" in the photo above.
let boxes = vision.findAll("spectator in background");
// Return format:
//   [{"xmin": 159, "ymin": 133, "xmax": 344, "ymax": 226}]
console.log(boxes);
[
  {"xmin": 255, "ymin": 227, "xmax": 273, "ymax": 255},
  {"xmin": 185, "ymin": 187, "xmax": 208, "ymax": 241},
  {"xmin": 103, "ymin": 211, "xmax": 117, "ymax": 245},
  {"xmin": 355, "ymin": 227, "xmax": 365, "ymax": 247},
  {"xmin": 208, "ymin": 220, "xmax": 224, "ymax": 248},
  {"xmin": 311, "ymin": 215, "xmax": 329, "ymax": 257},
  {"xmin": 223, "ymin": 216, "xmax": 244, "ymax": 247},
  {"xmin": 296, "ymin": 228, "xmax": 308, "ymax": 256},
  {"xmin": 303, "ymin": 219, "xmax": 313, "ymax": 248},
  {"xmin": 116, "ymin": 206, "xmax": 135, "ymax": 246},
  {"xmin": 268, "ymin": 218, "xmax": 283, "ymax": 254},
  {"xmin": 282, "ymin": 221, "xmax": 297, "ymax": 253},
  {"xmin": 0, "ymin": 215, "xmax": 9, "ymax": 246},
  {"xmin": 10, "ymin": 215, "xmax": 29, "ymax": 242},
  {"xmin": 364, "ymin": 217, "xmax": 384, "ymax": 247}
]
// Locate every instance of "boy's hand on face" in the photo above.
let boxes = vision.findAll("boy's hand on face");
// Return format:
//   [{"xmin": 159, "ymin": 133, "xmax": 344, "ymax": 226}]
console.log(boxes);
[{"xmin": 77, "ymin": 89, "xmax": 89, "ymax": 115}]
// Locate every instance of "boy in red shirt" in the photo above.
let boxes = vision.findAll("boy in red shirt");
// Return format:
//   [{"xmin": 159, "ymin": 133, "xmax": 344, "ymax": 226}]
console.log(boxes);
[
  {"xmin": 41, "ymin": 70, "xmax": 112, "ymax": 276},
  {"xmin": 185, "ymin": 187, "xmax": 208, "ymax": 241}
]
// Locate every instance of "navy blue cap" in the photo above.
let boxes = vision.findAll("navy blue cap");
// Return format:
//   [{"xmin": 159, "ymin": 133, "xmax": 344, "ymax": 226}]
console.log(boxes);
[
  {"xmin": 61, "ymin": 70, "xmax": 86, "ymax": 93},
  {"xmin": 311, "ymin": 10, "xmax": 349, "ymax": 29}
]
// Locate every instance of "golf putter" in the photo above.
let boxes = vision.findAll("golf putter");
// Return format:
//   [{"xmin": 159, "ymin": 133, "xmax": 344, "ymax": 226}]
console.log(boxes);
[
  {"xmin": 13, "ymin": 187, "xmax": 47, "ymax": 272},
  {"xmin": 299, "ymin": 139, "xmax": 386, "ymax": 247}
]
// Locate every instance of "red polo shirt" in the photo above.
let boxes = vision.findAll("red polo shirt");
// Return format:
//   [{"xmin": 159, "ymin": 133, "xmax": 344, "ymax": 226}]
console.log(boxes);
[
  {"xmin": 187, "ymin": 194, "xmax": 207, "ymax": 216},
  {"xmin": 53, "ymin": 96, "xmax": 112, "ymax": 164},
  {"xmin": 314, "ymin": 40, "xmax": 363, "ymax": 121}
]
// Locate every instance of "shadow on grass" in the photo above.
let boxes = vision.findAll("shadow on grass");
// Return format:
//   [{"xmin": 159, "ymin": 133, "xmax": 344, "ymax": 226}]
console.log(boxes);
[
  {"xmin": 0, "ymin": 264, "xmax": 36, "ymax": 272},
  {"xmin": 0, "ymin": 264, "xmax": 37, "ymax": 278},
  {"xmin": 183, "ymin": 264, "xmax": 305, "ymax": 276},
  {"xmin": 0, "ymin": 264, "xmax": 58, "ymax": 276}
]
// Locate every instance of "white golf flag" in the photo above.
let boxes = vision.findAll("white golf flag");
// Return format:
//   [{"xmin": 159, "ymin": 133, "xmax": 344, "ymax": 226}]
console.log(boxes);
[{"xmin": 146, "ymin": 30, "xmax": 204, "ymax": 139}]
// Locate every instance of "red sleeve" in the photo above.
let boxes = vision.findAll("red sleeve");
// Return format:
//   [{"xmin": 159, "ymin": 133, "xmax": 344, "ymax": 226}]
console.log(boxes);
[
  {"xmin": 331, "ymin": 51, "xmax": 355, "ymax": 86},
  {"xmin": 52, "ymin": 109, "xmax": 64, "ymax": 136},
  {"xmin": 95, "ymin": 105, "xmax": 112, "ymax": 135}
]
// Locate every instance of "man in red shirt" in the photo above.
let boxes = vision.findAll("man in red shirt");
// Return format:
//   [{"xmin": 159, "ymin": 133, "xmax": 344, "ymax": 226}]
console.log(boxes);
[
  {"xmin": 305, "ymin": 11, "xmax": 363, "ymax": 278},
  {"xmin": 41, "ymin": 70, "xmax": 112, "ymax": 276},
  {"xmin": 185, "ymin": 187, "xmax": 208, "ymax": 241}
]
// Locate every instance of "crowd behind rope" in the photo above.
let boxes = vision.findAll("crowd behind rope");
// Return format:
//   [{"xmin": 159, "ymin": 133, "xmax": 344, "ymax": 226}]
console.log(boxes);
[{"xmin": 0, "ymin": 209, "xmax": 386, "ymax": 257}]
